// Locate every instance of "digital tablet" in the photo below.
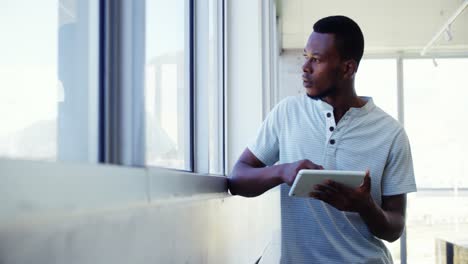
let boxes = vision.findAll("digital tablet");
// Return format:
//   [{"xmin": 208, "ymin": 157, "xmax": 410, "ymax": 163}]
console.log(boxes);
[{"xmin": 288, "ymin": 169, "xmax": 366, "ymax": 197}]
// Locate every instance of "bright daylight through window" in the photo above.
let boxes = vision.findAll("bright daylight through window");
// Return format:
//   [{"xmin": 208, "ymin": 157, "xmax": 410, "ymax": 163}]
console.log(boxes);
[
  {"xmin": 404, "ymin": 58, "xmax": 468, "ymax": 264},
  {"xmin": 0, "ymin": 0, "xmax": 99, "ymax": 162},
  {"xmin": 145, "ymin": 0, "xmax": 191, "ymax": 170}
]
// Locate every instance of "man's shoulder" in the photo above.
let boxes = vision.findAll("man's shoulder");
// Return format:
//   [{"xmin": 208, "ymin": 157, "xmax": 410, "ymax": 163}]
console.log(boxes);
[
  {"xmin": 274, "ymin": 94, "xmax": 310, "ymax": 111},
  {"xmin": 369, "ymin": 107, "xmax": 409, "ymax": 143},
  {"xmin": 278, "ymin": 94, "xmax": 303, "ymax": 105},
  {"xmin": 371, "ymin": 106, "xmax": 403, "ymax": 129}
]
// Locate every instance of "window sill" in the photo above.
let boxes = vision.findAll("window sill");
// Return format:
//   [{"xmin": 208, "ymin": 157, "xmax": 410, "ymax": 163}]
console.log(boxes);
[{"xmin": 0, "ymin": 159, "xmax": 228, "ymax": 222}]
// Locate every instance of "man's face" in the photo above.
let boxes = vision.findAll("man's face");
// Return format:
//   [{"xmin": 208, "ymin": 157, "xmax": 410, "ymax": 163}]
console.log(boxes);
[{"xmin": 302, "ymin": 32, "xmax": 343, "ymax": 99}]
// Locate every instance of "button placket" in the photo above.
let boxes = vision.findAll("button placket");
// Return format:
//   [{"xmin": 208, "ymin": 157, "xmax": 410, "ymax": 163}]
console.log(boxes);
[
  {"xmin": 334, "ymin": 112, "xmax": 352, "ymax": 133},
  {"xmin": 324, "ymin": 111, "xmax": 336, "ymax": 146}
]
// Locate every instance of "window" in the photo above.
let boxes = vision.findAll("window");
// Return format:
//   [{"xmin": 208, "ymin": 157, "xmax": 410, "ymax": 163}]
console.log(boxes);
[
  {"xmin": 355, "ymin": 59, "xmax": 398, "ymax": 119},
  {"xmin": 404, "ymin": 58, "xmax": 468, "ymax": 189},
  {"xmin": 404, "ymin": 58, "xmax": 468, "ymax": 263},
  {"xmin": 0, "ymin": 0, "xmax": 99, "ymax": 162},
  {"xmin": 145, "ymin": 0, "xmax": 192, "ymax": 170}
]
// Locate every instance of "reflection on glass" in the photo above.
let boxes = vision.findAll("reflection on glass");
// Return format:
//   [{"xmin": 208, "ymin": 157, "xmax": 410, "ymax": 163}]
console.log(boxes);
[
  {"xmin": 355, "ymin": 59, "xmax": 398, "ymax": 119},
  {"xmin": 0, "ymin": 0, "xmax": 98, "ymax": 162},
  {"xmin": 404, "ymin": 58, "xmax": 468, "ymax": 263},
  {"xmin": 145, "ymin": 0, "xmax": 191, "ymax": 170}
]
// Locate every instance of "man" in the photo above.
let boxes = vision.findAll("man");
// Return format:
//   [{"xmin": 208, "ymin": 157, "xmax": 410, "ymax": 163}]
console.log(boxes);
[{"xmin": 228, "ymin": 16, "xmax": 416, "ymax": 263}]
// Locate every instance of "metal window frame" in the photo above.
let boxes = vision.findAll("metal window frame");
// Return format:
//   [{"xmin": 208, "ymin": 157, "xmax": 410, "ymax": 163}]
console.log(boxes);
[
  {"xmin": 100, "ymin": 0, "xmax": 228, "ymax": 175},
  {"xmin": 193, "ymin": 0, "xmax": 226, "ymax": 175},
  {"xmin": 396, "ymin": 54, "xmax": 407, "ymax": 264},
  {"xmin": 98, "ymin": 0, "xmax": 106, "ymax": 163},
  {"xmin": 100, "ymin": 0, "xmax": 197, "ymax": 169},
  {"xmin": 97, "ymin": 0, "xmax": 227, "ymax": 193},
  {"xmin": 189, "ymin": 0, "xmax": 195, "ymax": 171},
  {"xmin": 100, "ymin": 0, "xmax": 146, "ymax": 166},
  {"xmin": 101, "ymin": 0, "xmax": 122, "ymax": 164}
]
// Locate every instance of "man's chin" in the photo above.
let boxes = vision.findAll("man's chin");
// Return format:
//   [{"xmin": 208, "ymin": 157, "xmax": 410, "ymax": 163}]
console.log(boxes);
[
  {"xmin": 304, "ymin": 88, "xmax": 322, "ymax": 100},
  {"xmin": 306, "ymin": 93, "xmax": 323, "ymax": 100}
]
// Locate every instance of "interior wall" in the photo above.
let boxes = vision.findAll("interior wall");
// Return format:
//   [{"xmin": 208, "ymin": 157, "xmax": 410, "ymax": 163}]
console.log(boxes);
[
  {"xmin": 280, "ymin": 0, "xmax": 468, "ymax": 53},
  {"xmin": 278, "ymin": 50, "xmax": 304, "ymax": 100},
  {"xmin": 0, "ymin": 186, "xmax": 280, "ymax": 264},
  {"xmin": 226, "ymin": 0, "xmax": 263, "ymax": 171}
]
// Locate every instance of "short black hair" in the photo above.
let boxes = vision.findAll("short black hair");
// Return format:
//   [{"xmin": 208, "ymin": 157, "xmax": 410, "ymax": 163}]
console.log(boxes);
[{"xmin": 313, "ymin": 15, "xmax": 364, "ymax": 66}]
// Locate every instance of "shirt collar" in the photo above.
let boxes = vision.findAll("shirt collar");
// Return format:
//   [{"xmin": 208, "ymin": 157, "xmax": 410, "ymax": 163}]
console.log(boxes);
[{"xmin": 316, "ymin": 96, "xmax": 375, "ymax": 117}]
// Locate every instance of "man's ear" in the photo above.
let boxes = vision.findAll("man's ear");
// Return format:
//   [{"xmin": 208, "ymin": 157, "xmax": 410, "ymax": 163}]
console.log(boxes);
[{"xmin": 342, "ymin": 60, "xmax": 358, "ymax": 79}]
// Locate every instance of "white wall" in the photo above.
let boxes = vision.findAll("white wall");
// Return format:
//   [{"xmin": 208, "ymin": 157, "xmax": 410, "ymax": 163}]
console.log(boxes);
[
  {"xmin": 280, "ymin": 0, "xmax": 468, "ymax": 53},
  {"xmin": 278, "ymin": 50, "xmax": 304, "ymax": 100},
  {"xmin": 0, "ymin": 160, "xmax": 279, "ymax": 264},
  {"xmin": 226, "ymin": 0, "xmax": 263, "ymax": 170},
  {"xmin": 0, "ymin": 160, "xmax": 280, "ymax": 264}
]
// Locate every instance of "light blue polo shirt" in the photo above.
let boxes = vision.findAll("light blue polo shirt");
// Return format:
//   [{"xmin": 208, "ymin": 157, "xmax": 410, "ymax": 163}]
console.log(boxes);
[{"xmin": 248, "ymin": 94, "xmax": 417, "ymax": 264}]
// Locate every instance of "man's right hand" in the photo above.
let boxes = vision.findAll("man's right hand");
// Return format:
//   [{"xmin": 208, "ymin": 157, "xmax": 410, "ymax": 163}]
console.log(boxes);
[
  {"xmin": 280, "ymin": 160, "xmax": 324, "ymax": 186},
  {"xmin": 228, "ymin": 148, "xmax": 323, "ymax": 197}
]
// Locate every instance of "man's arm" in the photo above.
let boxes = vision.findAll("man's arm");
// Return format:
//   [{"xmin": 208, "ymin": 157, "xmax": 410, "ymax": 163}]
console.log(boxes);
[
  {"xmin": 228, "ymin": 148, "xmax": 323, "ymax": 197},
  {"xmin": 310, "ymin": 172, "xmax": 406, "ymax": 242},
  {"xmin": 359, "ymin": 194, "xmax": 406, "ymax": 242}
]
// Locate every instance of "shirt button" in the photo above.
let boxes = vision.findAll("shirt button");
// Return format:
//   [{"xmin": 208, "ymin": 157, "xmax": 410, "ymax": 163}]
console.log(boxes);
[
  {"xmin": 329, "ymin": 127, "xmax": 334, "ymax": 132},
  {"xmin": 326, "ymin": 113, "xmax": 332, "ymax": 118},
  {"xmin": 330, "ymin": 139, "xmax": 335, "ymax": 145}
]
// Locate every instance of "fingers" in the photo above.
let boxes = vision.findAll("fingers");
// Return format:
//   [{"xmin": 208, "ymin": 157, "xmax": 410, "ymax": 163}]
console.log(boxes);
[
  {"xmin": 313, "ymin": 182, "xmax": 338, "ymax": 194},
  {"xmin": 284, "ymin": 175, "xmax": 295, "ymax": 186},
  {"xmin": 310, "ymin": 182, "xmax": 339, "ymax": 203},
  {"xmin": 309, "ymin": 190, "xmax": 328, "ymax": 201},
  {"xmin": 324, "ymin": 179, "xmax": 349, "ymax": 193},
  {"xmin": 359, "ymin": 169, "xmax": 371, "ymax": 192},
  {"xmin": 303, "ymin": 159, "xmax": 324, "ymax": 170},
  {"xmin": 309, "ymin": 189, "xmax": 334, "ymax": 208}
]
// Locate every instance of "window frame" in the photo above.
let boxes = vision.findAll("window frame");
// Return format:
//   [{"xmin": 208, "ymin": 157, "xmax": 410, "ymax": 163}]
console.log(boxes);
[
  {"xmin": 100, "ymin": 0, "xmax": 228, "ymax": 177},
  {"xmin": 193, "ymin": 0, "xmax": 227, "ymax": 175}
]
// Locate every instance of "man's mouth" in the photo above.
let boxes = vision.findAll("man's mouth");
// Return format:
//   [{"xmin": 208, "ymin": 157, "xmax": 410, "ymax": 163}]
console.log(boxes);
[
  {"xmin": 302, "ymin": 77, "xmax": 313, "ymax": 87},
  {"xmin": 302, "ymin": 74, "xmax": 312, "ymax": 83}
]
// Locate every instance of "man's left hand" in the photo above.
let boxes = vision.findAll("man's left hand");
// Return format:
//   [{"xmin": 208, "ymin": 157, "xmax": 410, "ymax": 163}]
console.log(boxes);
[{"xmin": 309, "ymin": 170, "xmax": 373, "ymax": 213}]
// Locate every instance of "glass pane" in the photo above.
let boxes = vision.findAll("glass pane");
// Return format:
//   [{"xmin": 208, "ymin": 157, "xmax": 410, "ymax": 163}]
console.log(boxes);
[
  {"xmin": 145, "ymin": 0, "xmax": 191, "ymax": 170},
  {"xmin": 407, "ymin": 191, "xmax": 468, "ymax": 264},
  {"xmin": 404, "ymin": 58, "xmax": 468, "ymax": 263},
  {"xmin": 404, "ymin": 58, "xmax": 468, "ymax": 189},
  {"xmin": 0, "ymin": 0, "xmax": 99, "ymax": 162},
  {"xmin": 355, "ymin": 59, "xmax": 398, "ymax": 119}
]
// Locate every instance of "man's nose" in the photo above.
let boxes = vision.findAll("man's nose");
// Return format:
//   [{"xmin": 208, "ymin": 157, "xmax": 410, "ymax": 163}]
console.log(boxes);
[{"xmin": 302, "ymin": 61, "xmax": 312, "ymax": 73}]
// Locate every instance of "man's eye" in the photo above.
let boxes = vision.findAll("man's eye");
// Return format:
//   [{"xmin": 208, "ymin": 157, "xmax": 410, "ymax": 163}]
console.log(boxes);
[{"xmin": 303, "ymin": 55, "xmax": 319, "ymax": 63}]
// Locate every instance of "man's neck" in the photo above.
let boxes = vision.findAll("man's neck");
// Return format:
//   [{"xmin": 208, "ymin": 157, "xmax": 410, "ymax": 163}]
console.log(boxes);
[{"xmin": 322, "ymin": 88, "xmax": 365, "ymax": 123}]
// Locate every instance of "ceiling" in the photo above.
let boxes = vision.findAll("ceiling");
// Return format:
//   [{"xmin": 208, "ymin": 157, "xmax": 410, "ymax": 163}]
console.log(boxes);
[{"xmin": 279, "ymin": 0, "xmax": 468, "ymax": 54}]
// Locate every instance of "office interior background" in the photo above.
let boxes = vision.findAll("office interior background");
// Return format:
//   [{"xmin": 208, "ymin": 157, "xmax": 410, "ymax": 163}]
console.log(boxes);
[{"xmin": 1, "ymin": 0, "xmax": 468, "ymax": 263}]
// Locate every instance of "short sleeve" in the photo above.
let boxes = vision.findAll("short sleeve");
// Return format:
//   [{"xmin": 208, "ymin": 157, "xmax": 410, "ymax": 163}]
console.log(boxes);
[
  {"xmin": 247, "ymin": 98, "xmax": 287, "ymax": 166},
  {"xmin": 381, "ymin": 128, "xmax": 417, "ymax": 196}
]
